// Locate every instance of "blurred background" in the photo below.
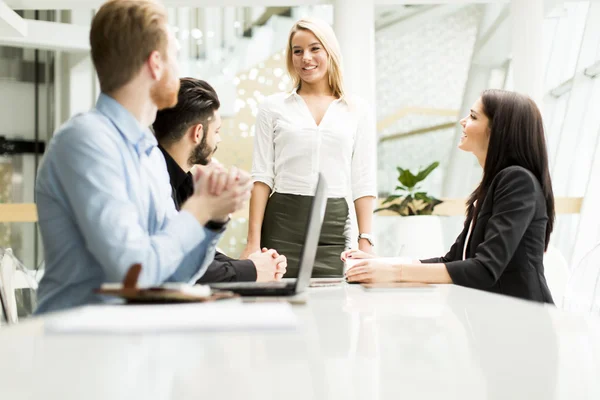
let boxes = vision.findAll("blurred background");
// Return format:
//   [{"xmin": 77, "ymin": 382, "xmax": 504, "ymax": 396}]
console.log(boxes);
[{"xmin": 1, "ymin": 0, "xmax": 599, "ymax": 291}]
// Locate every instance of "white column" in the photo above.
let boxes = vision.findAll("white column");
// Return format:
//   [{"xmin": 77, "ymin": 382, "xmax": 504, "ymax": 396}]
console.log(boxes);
[
  {"xmin": 223, "ymin": 7, "xmax": 236, "ymax": 51},
  {"xmin": 62, "ymin": 9, "xmax": 95, "ymax": 120},
  {"xmin": 176, "ymin": 7, "xmax": 191, "ymax": 77},
  {"xmin": 204, "ymin": 7, "xmax": 220, "ymax": 64},
  {"xmin": 333, "ymin": 0, "xmax": 376, "ymax": 107},
  {"xmin": 333, "ymin": 0, "xmax": 376, "ymax": 249},
  {"xmin": 510, "ymin": 0, "xmax": 544, "ymax": 104},
  {"xmin": 213, "ymin": 8, "xmax": 223, "ymax": 59}
]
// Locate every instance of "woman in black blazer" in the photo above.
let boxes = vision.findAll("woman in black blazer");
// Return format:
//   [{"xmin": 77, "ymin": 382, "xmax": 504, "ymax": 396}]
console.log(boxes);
[{"xmin": 344, "ymin": 89, "xmax": 555, "ymax": 303}]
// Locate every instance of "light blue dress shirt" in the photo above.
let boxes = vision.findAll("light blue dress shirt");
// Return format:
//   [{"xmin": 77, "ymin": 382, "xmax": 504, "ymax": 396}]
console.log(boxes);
[{"xmin": 34, "ymin": 94, "xmax": 220, "ymax": 314}]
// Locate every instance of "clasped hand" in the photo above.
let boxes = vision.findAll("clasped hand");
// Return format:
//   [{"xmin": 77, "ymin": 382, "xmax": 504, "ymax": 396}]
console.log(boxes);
[{"xmin": 182, "ymin": 162, "xmax": 253, "ymax": 224}]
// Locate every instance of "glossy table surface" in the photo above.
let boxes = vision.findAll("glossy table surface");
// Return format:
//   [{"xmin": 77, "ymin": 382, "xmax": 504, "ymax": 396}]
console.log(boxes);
[{"xmin": 1, "ymin": 284, "xmax": 600, "ymax": 400}]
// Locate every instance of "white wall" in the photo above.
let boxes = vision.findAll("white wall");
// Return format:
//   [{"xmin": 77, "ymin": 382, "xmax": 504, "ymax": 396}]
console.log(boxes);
[{"xmin": 66, "ymin": 53, "xmax": 96, "ymax": 119}]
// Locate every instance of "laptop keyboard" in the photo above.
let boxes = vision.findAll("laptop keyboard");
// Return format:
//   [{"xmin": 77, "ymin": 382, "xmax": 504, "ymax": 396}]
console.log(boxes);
[{"xmin": 210, "ymin": 281, "xmax": 289, "ymax": 289}]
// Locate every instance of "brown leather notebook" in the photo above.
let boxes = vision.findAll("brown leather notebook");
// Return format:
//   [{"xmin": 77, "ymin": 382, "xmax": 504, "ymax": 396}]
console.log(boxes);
[{"xmin": 95, "ymin": 264, "xmax": 238, "ymax": 304}]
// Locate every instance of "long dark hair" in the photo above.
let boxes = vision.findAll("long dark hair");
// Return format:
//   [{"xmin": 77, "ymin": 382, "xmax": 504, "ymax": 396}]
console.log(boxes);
[{"xmin": 466, "ymin": 89, "xmax": 555, "ymax": 249}]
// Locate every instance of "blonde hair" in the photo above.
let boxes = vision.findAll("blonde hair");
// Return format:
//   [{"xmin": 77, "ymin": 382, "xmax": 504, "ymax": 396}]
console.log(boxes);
[
  {"xmin": 285, "ymin": 17, "xmax": 345, "ymax": 98},
  {"xmin": 90, "ymin": 0, "xmax": 169, "ymax": 94}
]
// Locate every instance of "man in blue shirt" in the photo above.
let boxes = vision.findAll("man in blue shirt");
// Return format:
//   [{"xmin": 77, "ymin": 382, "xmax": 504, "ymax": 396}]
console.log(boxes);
[{"xmin": 34, "ymin": 0, "xmax": 252, "ymax": 313}]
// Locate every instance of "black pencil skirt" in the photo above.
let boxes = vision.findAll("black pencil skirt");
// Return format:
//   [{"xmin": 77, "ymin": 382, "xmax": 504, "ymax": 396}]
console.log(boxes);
[{"xmin": 260, "ymin": 192, "xmax": 349, "ymax": 278}]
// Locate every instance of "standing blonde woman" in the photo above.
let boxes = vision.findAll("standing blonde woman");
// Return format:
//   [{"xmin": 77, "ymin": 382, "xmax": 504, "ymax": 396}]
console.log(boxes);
[{"xmin": 241, "ymin": 17, "xmax": 377, "ymax": 278}]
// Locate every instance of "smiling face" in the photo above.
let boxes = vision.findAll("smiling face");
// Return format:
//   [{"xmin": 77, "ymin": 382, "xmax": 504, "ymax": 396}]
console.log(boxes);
[
  {"xmin": 290, "ymin": 29, "xmax": 329, "ymax": 86},
  {"xmin": 459, "ymin": 97, "xmax": 490, "ymax": 162}
]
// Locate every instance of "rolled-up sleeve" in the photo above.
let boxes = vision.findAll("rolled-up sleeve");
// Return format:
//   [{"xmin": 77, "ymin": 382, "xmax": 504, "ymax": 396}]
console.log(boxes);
[
  {"xmin": 351, "ymin": 100, "xmax": 377, "ymax": 201},
  {"xmin": 252, "ymin": 100, "xmax": 276, "ymax": 189}
]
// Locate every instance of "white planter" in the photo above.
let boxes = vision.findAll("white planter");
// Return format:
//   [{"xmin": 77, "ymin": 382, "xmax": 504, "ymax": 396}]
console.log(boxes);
[{"xmin": 374, "ymin": 215, "xmax": 445, "ymax": 260}]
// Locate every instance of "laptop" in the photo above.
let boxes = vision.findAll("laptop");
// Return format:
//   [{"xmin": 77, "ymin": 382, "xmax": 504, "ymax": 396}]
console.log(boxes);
[{"xmin": 209, "ymin": 173, "xmax": 328, "ymax": 296}]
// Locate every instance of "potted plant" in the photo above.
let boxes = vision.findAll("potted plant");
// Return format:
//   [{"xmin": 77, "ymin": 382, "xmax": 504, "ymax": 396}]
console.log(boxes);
[
  {"xmin": 374, "ymin": 162, "xmax": 446, "ymax": 259},
  {"xmin": 375, "ymin": 162, "xmax": 443, "ymax": 216}
]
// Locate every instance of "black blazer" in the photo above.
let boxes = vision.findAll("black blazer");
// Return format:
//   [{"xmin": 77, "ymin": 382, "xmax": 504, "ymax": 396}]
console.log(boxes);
[{"xmin": 422, "ymin": 166, "xmax": 554, "ymax": 304}]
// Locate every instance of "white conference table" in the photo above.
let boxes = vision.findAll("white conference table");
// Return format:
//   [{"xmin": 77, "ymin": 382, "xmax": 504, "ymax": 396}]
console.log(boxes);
[{"xmin": 1, "ymin": 284, "xmax": 600, "ymax": 400}]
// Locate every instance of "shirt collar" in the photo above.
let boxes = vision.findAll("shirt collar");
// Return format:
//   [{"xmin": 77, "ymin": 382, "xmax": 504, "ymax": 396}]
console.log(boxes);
[
  {"xmin": 284, "ymin": 87, "xmax": 300, "ymax": 100},
  {"xmin": 284, "ymin": 86, "xmax": 348, "ymax": 104},
  {"xmin": 96, "ymin": 93, "xmax": 157, "ymax": 156},
  {"xmin": 158, "ymin": 145, "xmax": 192, "ymax": 192}
]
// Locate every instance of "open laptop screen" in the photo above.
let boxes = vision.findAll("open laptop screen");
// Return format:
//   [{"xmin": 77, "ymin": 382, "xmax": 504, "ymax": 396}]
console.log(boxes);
[{"xmin": 293, "ymin": 173, "xmax": 327, "ymax": 293}]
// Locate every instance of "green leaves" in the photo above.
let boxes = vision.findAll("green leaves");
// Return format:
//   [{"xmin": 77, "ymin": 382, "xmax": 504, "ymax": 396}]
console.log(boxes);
[
  {"xmin": 375, "ymin": 162, "xmax": 443, "ymax": 217},
  {"xmin": 416, "ymin": 161, "xmax": 439, "ymax": 183},
  {"xmin": 381, "ymin": 194, "xmax": 401, "ymax": 205},
  {"xmin": 396, "ymin": 161, "xmax": 439, "ymax": 191},
  {"xmin": 397, "ymin": 167, "xmax": 417, "ymax": 189},
  {"xmin": 413, "ymin": 192, "xmax": 428, "ymax": 201},
  {"xmin": 419, "ymin": 197, "xmax": 443, "ymax": 215}
]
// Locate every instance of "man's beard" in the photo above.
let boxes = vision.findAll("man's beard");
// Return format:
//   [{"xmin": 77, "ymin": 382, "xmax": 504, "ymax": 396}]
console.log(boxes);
[
  {"xmin": 188, "ymin": 135, "xmax": 216, "ymax": 166},
  {"xmin": 150, "ymin": 68, "xmax": 180, "ymax": 110}
]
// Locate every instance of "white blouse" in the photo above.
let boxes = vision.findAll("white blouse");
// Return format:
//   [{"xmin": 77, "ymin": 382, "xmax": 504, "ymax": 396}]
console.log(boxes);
[{"xmin": 251, "ymin": 89, "xmax": 377, "ymax": 201}]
